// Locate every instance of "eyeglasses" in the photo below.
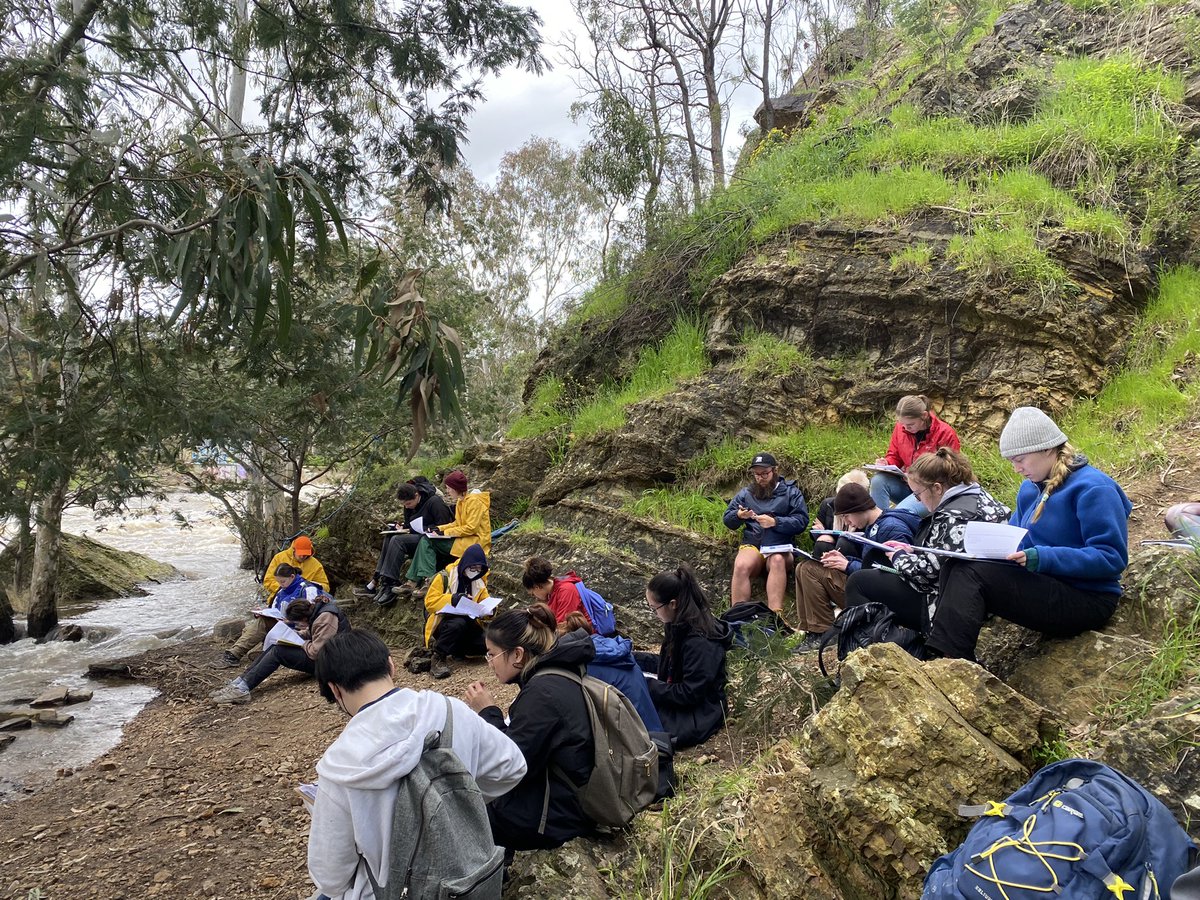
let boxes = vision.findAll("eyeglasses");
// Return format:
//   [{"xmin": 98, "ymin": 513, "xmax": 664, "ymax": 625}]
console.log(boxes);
[
  {"xmin": 484, "ymin": 649, "xmax": 508, "ymax": 662},
  {"xmin": 648, "ymin": 598, "xmax": 671, "ymax": 611},
  {"xmin": 910, "ymin": 483, "xmax": 937, "ymax": 500}
]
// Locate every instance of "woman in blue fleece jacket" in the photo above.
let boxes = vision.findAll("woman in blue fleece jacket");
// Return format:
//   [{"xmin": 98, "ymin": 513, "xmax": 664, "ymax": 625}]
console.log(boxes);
[{"xmin": 926, "ymin": 407, "xmax": 1132, "ymax": 660}]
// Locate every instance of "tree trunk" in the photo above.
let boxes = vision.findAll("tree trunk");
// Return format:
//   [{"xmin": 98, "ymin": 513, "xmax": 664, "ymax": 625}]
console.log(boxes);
[
  {"xmin": 703, "ymin": 56, "xmax": 726, "ymax": 191},
  {"xmin": 0, "ymin": 586, "xmax": 15, "ymax": 644},
  {"xmin": 27, "ymin": 472, "xmax": 70, "ymax": 640}
]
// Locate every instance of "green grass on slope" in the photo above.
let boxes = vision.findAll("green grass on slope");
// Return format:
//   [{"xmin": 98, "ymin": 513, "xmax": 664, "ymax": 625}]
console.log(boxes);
[
  {"xmin": 1066, "ymin": 265, "xmax": 1200, "ymax": 473},
  {"xmin": 506, "ymin": 376, "xmax": 569, "ymax": 440},
  {"xmin": 626, "ymin": 489, "xmax": 736, "ymax": 542},
  {"xmin": 572, "ymin": 317, "xmax": 710, "ymax": 439}
]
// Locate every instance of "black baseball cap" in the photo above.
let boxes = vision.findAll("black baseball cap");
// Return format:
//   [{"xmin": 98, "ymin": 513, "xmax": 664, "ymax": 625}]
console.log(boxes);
[{"xmin": 749, "ymin": 452, "xmax": 777, "ymax": 469}]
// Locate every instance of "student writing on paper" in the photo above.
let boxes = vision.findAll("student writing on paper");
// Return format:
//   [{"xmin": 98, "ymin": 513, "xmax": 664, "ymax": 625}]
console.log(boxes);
[
  {"xmin": 843, "ymin": 449, "xmax": 1009, "ymax": 634},
  {"xmin": 634, "ymin": 565, "xmax": 733, "ymax": 750},
  {"xmin": 463, "ymin": 604, "xmax": 599, "ymax": 853},
  {"xmin": 793, "ymin": 484, "xmax": 921, "ymax": 652},
  {"xmin": 423, "ymin": 543, "xmax": 493, "ymax": 680},
  {"xmin": 869, "ymin": 395, "xmax": 962, "ymax": 516},
  {"xmin": 722, "ymin": 452, "xmax": 809, "ymax": 614},
  {"xmin": 361, "ymin": 476, "xmax": 453, "ymax": 607},
  {"xmin": 213, "ymin": 562, "xmax": 324, "ymax": 669},
  {"xmin": 209, "ymin": 597, "xmax": 351, "ymax": 705},
  {"xmin": 810, "ymin": 469, "xmax": 872, "ymax": 558},
  {"xmin": 926, "ymin": 408, "xmax": 1131, "ymax": 661},
  {"xmin": 522, "ymin": 556, "xmax": 592, "ymax": 628},
  {"xmin": 400, "ymin": 470, "xmax": 492, "ymax": 600}
]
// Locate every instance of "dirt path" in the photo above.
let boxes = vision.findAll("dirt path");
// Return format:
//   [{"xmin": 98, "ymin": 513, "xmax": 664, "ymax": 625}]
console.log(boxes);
[{"xmin": 2, "ymin": 636, "xmax": 519, "ymax": 900}]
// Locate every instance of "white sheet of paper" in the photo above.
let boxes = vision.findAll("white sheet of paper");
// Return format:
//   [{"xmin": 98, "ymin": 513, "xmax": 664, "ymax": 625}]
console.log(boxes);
[
  {"xmin": 864, "ymin": 463, "xmax": 905, "ymax": 477},
  {"xmin": 263, "ymin": 621, "xmax": 306, "ymax": 651},
  {"xmin": 760, "ymin": 544, "xmax": 796, "ymax": 555},
  {"xmin": 963, "ymin": 522, "xmax": 1028, "ymax": 559},
  {"xmin": 409, "ymin": 516, "xmax": 423, "ymax": 534},
  {"xmin": 252, "ymin": 606, "xmax": 287, "ymax": 620},
  {"xmin": 438, "ymin": 595, "xmax": 503, "ymax": 619}
]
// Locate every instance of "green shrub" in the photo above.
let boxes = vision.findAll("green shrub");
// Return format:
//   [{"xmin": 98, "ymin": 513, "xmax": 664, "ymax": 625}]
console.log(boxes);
[
  {"xmin": 573, "ymin": 317, "xmax": 710, "ymax": 438},
  {"xmin": 506, "ymin": 376, "xmax": 568, "ymax": 440},
  {"xmin": 947, "ymin": 225, "xmax": 1073, "ymax": 296},
  {"xmin": 568, "ymin": 278, "xmax": 631, "ymax": 326},
  {"xmin": 889, "ymin": 243, "xmax": 934, "ymax": 276}
]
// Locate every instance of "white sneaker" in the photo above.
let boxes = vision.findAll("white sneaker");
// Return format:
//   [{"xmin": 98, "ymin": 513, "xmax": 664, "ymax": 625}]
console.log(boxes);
[{"xmin": 210, "ymin": 684, "xmax": 250, "ymax": 705}]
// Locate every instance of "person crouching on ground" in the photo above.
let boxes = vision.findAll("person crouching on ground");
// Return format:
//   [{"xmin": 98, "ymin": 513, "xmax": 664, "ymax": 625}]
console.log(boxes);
[
  {"xmin": 793, "ymin": 483, "xmax": 921, "ymax": 652},
  {"xmin": 209, "ymin": 597, "xmax": 350, "ymax": 705},
  {"xmin": 307, "ymin": 630, "xmax": 526, "ymax": 900},
  {"xmin": 722, "ymin": 452, "xmax": 809, "ymax": 613},
  {"xmin": 521, "ymin": 556, "xmax": 591, "ymax": 627},
  {"xmin": 558, "ymin": 611, "xmax": 663, "ymax": 732},
  {"xmin": 214, "ymin": 563, "xmax": 319, "ymax": 669},
  {"xmin": 925, "ymin": 407, "xmax": 1132, "ymax": 661},
  {"xmin": 423, "ymin": 543, "xmax": 491, "ymax": 680},
  {"xmin": 635, "ymin": 565, "xmax": 733, "ymax": 750},
  {"xmin": 463, "ymin": 604, "xmax": 597, "ymax": 853}
]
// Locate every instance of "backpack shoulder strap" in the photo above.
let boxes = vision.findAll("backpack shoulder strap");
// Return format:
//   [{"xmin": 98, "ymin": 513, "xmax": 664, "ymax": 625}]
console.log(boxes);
[{"xmin": 439, "ymin": 694, "xmax": 454, "ymax": 748}]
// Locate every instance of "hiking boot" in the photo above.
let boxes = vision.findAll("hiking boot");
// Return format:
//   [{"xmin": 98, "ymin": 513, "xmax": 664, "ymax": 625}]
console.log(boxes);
[
  {"xmin": 792, "ymin": 632, "xmax": 824, "ymax": 654},
  {"xmin": 210, "ymin": 650, "xmax": 241, "ymax": 669},
  {"xmin": 353, "ymin": 580, "xmax": 377, "ymax": 598},
  {"xmin": 374, "ymin": 586, "xmax": 396, "ymax": 607},
  {"xmin": 430, "ymin": 654, "xmax": 452, "ymax": 680},
  {"xmin": 209, "ymin": 684, "xmax": 251, "ymax": 705}
]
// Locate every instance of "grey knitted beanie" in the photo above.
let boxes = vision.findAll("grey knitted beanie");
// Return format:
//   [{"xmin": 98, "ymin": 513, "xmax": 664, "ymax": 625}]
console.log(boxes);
[{"xmin": 999, "ymin": 407, "xmax": 1069, "ymax": 458}]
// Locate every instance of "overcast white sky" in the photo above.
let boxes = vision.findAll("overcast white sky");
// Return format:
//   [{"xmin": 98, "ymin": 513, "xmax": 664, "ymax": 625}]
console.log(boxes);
[{"xmin": 460, "ymin": 0, "xmax": 763, "ymax": 182}]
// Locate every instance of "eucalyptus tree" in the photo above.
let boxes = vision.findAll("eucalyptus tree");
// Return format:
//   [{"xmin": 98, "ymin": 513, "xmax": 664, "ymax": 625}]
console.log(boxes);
[{"xmin": 0, "ymin": 0, "xmax": 544, "ymax": 637}]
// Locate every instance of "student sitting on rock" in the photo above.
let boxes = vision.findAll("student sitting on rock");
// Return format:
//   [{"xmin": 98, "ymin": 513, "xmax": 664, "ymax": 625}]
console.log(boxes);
[
  {"xmin": 521, "ymin": 556, "xmax": 592, "ymax": 626},
  {"xmin": 793, "ymin": 483, "xmax": 921, "ymax": 652},
  {"xmin": 214, "ymin": 563, "xmax": 320, "ymax": 669},
  {"xmin": 843, "ymin": 448, "xmax": 1009, "ymax": 635},
  {"xmin": 723, "ymin": 452, "xmax": 809, "ymax": 613},
  {"xmin": 362, "ymin": 477, "xmax": 453, "ymax": 606},
  {"xmin": 265, "ymin": 535, "xmax": 329, "ymax": 595},
  {"xmin": 870, "ymin": 395, "xmax": 961, "ymax": 515},
  {"xmin": 423, "ymin": 543, "xmax": 492, "ymax": 680},
  {"xmin": 926, "ymin": 408, "xmax": 1131, "ymax": 661},
  {"xmin": 635, "ymin": 565, "xmax": 733, "ymax": 749},
  {"xmin": 811, "ymin": 469, "xmax": 872, "ymax": 558},
  {"xmin": 307, "ymin": 630, "xmax": 526, "ymax": 900},
  {"xmin": 398, "ymin": 470, "xmax": 491, "ymax": 599},
  {"xmin": 558, "ymin": 611, "xmax": 663, "ymax": 732},
  {"xmin": 210, "ymin": 597, "xmax": 350, "ymax": 705},
  {"xmin": 464, "ymin": 604, "xmax": 598, "ymax": 852}
]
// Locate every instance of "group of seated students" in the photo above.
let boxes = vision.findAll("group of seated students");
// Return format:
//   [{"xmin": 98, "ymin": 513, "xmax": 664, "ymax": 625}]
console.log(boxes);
[{"xmin": 729, "ymin": 397, "xmax": 1134, "ymax": 662}]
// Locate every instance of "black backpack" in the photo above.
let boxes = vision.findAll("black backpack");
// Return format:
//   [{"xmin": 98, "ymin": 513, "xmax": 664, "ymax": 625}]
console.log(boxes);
[{"xmin": 817, "ymin": 602, "xmax": 924, "ymax": 679}]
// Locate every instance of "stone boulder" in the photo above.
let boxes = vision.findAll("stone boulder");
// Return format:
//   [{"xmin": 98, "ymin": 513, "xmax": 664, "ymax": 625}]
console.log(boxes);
[
  {"xmin": 790, "ymin": 642, "xmax": 1056, "ymax": 899},
  {"xmin": 754, "ymin": 81, "xmax": 866, "ymax": 133},
  {"xmin": 1108, "ymin": 546, "xmax": 1200, "ymax": 639},
  {"xmin": 0, "ymin": 532, "xmax": 179, "ymax": 607},
  {"xmin": 1094, "ymin": 685, "xmax": 1200, "ymax": 835},
  {"xmin": 466, "ymin": 438, "xmax": 555, "ymax": 521}
]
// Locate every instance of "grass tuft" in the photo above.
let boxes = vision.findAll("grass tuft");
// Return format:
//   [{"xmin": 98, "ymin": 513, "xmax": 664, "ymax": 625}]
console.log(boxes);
[
  {"xmin": 506, "ymin": 376, "xmax": 569, "ymax": 440},
  {"xmin": 732, "ymin": 330, "xmax": 812, "ymax": 378},
  {"xmin": 626, "ymin": 489, "xmax": 737, "ymax": 542}
]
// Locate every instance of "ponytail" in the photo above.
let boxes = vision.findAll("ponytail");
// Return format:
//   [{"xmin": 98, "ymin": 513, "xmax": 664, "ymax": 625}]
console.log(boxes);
[
  {"xmin": 907, "ymin": 447, "xmax": 975, "ymax": 488},
  {"xmin": 1031, "ymin": 443, "xmax": 1076, "ymax": 523},
  {"xmin": 896, "ymin": 394, "xmax": 932, "ymax": 423},
  {"xmin": 647, "ymin": 564, "xmax": 717, "ymax": 637}
]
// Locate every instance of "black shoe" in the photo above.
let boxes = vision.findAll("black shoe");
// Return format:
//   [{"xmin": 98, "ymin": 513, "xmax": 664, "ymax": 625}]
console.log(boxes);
[
  {"xmin": 431, "ymin": 654, "xmax": 451, "ymax": 679},
  {"xmin": 353, "ymin": 581, "xmax": 377, "ymax": 598},
  {"xmin": 374, "ymin": 585, "xmax": 397, "ymax": 606},
  {"xmin": 792, "ymin": 633, "xmax": 824, "ymax": 654},
  {"xmin": 210, "ymin": 650, "xmax": 241, "ymax": 669}
]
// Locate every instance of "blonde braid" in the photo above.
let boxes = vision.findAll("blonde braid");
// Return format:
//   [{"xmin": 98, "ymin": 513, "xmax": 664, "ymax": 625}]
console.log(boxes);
[{"xmin": 1031, "ymin": 443, "xmax": 1076, "ymax": 523}]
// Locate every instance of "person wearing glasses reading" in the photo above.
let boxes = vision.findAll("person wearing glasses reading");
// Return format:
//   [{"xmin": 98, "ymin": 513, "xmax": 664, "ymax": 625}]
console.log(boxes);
[
  {"xmin": 463, "ymin": 604, "xmax": 598, "ymax": 853},
  {"xmin": 634, "ymin": 566, "xmax": 733, "ymax": 750},
  {"xmin": 842, "ymin": 448, "xmax": 1009, "ymax": 635}
]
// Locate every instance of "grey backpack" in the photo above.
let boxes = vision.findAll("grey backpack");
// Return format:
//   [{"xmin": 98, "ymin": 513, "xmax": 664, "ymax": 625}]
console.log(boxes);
[
  {"xmin": 532, "ymin": 668, "xmax": 659, "ymax": 831},
  {"xmin": 365, "ymin": 696, "xmax": 505, "ymax": 900}
]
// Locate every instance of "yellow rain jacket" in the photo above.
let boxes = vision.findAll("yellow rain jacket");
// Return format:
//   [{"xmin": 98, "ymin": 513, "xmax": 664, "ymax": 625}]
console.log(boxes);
[
  {"xmin": 423, "ymin": 564, "xmax": 491, "ymax": 647},
  {"xmin": 437, "ymin": 490, "xmax": 492, "ymax": 559},
  {"xmin": 263, "ymin": 549, "xmax": 330, "ymax": 599}
]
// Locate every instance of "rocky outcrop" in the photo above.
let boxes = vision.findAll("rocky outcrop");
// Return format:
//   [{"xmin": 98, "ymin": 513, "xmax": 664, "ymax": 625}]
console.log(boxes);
[
  {"xmin": 789, "ymin": 642, "xmax": 1055, "ymax": 899},
  {"xmin": 0, "ymin": 533, "xmax": 179, "ymax": 611}
]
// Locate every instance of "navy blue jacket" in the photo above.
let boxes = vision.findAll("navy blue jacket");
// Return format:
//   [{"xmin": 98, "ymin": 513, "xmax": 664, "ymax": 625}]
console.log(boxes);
[
  {"xmin": 845, "ymin": 508, "xmax": 923, "ymax": 575},
  {"xmin": 723, "ymin": 479, "xmax": 809, "ymax": 547}
]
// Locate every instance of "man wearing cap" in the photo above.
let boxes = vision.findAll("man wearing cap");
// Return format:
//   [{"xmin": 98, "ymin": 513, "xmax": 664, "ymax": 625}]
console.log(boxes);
[
  {"xmin": 213, "ymin": 536, "xmax": 330, "ymax": 668},
  {"xmin": 723, "ymin": 453, "xmax": 809, "ymax": 613},
  {"xmin": 793, "ymin": 483, "xmax": 922, "ymax": 651}
]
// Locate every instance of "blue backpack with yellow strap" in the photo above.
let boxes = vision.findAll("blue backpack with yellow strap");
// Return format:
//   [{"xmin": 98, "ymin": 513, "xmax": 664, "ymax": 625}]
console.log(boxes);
[{"xmin": 923, "ymin": 759, "xmax": 1195, "ymax": 900}]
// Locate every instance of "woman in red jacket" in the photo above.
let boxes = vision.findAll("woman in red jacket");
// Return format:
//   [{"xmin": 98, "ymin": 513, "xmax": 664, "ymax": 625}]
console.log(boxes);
[{"xmin": 870, "ymin": 395, "xmax": 961, "ymax": 515}]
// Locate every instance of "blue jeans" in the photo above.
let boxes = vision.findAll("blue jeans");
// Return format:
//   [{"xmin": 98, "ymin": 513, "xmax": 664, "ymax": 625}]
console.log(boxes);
[{"xmin": 869, "ymin": 472, "xmax": 927, "ymax": 516}]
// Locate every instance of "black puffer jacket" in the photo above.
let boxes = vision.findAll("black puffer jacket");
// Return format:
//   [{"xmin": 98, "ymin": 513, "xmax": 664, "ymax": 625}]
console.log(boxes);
[
  {"xmin": 480, "ymin": 630, "xmax": 596, "ymax": 850},
  {"xmin": 637, "ymin": 619, "xmax": 734, "ymax": 749}
]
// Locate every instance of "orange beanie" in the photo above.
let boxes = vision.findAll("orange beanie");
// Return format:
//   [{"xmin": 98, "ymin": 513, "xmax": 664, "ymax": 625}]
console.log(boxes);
[{"xmin": 292, "ymin": 535, "xmax": 314, "ymax": 557}]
